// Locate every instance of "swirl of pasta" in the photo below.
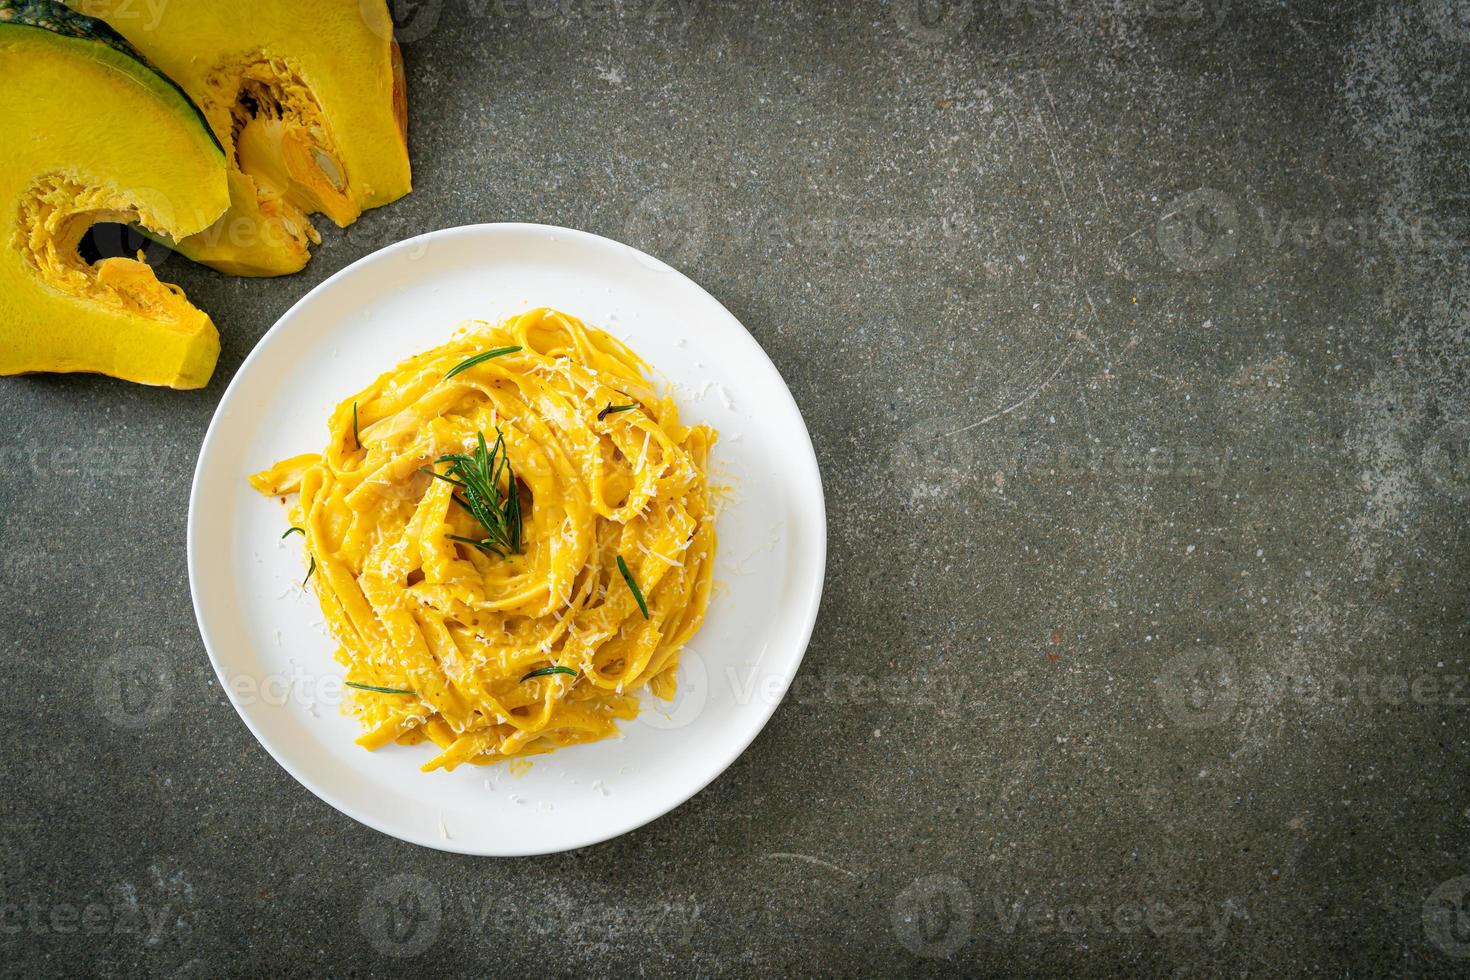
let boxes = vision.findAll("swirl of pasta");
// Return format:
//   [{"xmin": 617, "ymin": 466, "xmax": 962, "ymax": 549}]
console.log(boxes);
[{"xmin": 249, "ymin": 308, "xmax": 717, "ymax": 771}]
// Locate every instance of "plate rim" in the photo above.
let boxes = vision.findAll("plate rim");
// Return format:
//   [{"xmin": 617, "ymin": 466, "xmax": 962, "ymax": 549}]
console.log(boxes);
[{"xmin": 186, "ymin": 221, "xmax": 827, "ymax": 856}]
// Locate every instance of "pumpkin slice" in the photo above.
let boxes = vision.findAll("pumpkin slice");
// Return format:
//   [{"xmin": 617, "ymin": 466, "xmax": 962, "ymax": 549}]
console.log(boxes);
[
  {"xmin": 0, "ymin": 1, "xmax": 229, "ymax": 389},
  {"xmin": 70, "ymin": 0, "xmax": 412, "ymax": 277}
]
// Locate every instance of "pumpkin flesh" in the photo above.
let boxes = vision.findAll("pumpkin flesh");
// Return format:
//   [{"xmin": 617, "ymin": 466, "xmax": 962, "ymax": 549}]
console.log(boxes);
[
  {"xmin": 70, "ymin": 0, "xmax": 412, "ymax": 277},
  {"xmin": 0, "ymin": 5, "xmax": 229, "ymax": 388}
]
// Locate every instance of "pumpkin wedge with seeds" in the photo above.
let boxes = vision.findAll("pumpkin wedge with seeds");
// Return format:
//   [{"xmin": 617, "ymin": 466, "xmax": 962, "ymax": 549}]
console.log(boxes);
[
  {"xmin": 0, "ymin": 0, "xmax": 229, "ymax": 387},
  {"xmin": 68, "ymin": 0, "xmax": 412, "ymax": 276}
]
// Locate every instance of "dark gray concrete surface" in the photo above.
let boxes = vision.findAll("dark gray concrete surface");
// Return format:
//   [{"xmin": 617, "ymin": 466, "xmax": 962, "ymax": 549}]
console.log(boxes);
[{"xmin": 3, "ymin": 0, "xmax": 1469, "ymax": 975}]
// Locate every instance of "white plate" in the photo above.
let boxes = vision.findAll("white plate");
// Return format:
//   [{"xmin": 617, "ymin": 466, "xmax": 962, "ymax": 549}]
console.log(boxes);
[{"xmin": 187, "ymin": 223, "xmax": 826, "ymax": 856}]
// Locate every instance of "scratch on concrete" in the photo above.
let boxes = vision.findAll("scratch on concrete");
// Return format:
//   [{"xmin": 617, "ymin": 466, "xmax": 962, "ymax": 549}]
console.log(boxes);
[
  {"xmin": 762, "ymin": 852, "xmax": 861, "ymax": 878},
  {"xmin": 941, "ymin": 313, "xmax": 1100, "ymax": 438}
]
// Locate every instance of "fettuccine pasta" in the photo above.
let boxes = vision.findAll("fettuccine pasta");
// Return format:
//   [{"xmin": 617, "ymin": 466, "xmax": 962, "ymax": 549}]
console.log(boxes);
[{"xmin": 249, "ymin": 308, "xmax": 717, "ymax": 771}]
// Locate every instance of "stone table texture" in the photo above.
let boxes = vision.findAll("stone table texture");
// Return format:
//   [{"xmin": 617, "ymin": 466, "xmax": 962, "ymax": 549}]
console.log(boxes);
[{"xmin": 3, "ymin": 0, "xmax": 1469, "ymax": 975}]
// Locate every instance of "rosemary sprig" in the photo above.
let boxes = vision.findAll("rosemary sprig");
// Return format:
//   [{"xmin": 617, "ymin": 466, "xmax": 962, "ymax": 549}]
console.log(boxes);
[
  {"xmin": 281, "ymin": 526, "xmax": 305, "ymax": 539},
  {"xmin": 352, "ymin": 401, "xmax": 361, "ymax": 450},
  {"xmin": 421, "ymin": 428, "xmax": 522, "ymax": 558},
  {"xmin": 616, "ymin": 555, "xmax": 649, "ymax": 619},
  {"xmin": 444, "ymin": 346, "xmax": 522, "ymax": 380},
  {"xmin": 597, "ymin": 402, "xmax": 638, "ymax": 421},
  {"xmin": 345, "ymin": 680, "xmax": 416, "ymax": 695},
  {"xmin": 302, "ymin": 555, "xmax": 316, "ymax": 587},
  {"xmin": 520, "ymin": 666, "xmax": 577, "ymax": 682}
]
